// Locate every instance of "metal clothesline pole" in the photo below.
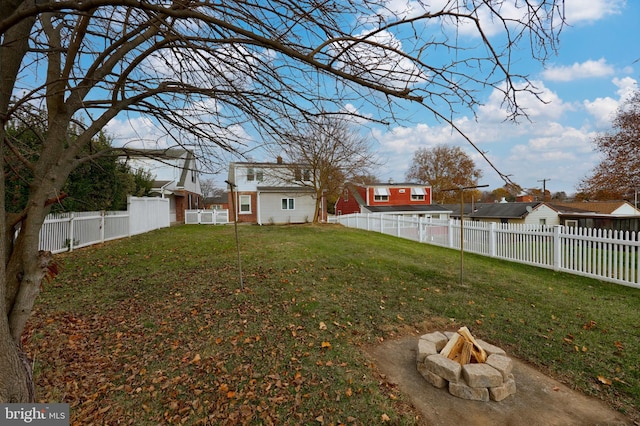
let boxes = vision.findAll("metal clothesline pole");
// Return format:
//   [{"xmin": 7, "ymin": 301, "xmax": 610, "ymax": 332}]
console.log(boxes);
[
  {"xmin": 225, "ymin": 180, "xmax": 244, "ymax": 290},
  {"xmin": 442, "ymin": 184, "xmax": 489, "ymax": 287}
]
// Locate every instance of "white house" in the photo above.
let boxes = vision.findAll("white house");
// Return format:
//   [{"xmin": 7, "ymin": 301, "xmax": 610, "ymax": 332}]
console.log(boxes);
[
  {"xmin": 444, "ymin": 202, "xmax": 561, "ymax": 226},
  {"xmin": 121, "ymin": 148, "xmax": 203, "ymax": 223},
  {"xmin": 227, "ymin": 158, "xmax": 326, "ymax": 225},
  {"xmin": 550, "ymin": 201, "xmax": 640, "ymax": 231}
]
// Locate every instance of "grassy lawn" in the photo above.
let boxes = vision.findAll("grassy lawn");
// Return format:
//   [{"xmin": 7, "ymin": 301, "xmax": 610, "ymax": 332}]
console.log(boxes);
[{"xmin": 25, "ymin": 224, "xmax": 640, "ymax": 424}]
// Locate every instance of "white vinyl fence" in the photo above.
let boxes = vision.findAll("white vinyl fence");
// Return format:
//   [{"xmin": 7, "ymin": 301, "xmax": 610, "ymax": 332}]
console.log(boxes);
[
  {"xmin": 39, "ymin": 196, "xmax": 170, "ymax": 254},
  {"xmin": 184, "ymin": 209, "xmax": 229, "ymax": 225},
  {"xmin": 332, "ymin": 213, "xmax": 640, "ymax": 289}
]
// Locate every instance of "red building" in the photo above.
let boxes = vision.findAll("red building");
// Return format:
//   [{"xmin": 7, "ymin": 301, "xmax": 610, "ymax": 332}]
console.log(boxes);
[{"xmin": 335, "ymin": 182, "xmax": 449, "ymax": 217}]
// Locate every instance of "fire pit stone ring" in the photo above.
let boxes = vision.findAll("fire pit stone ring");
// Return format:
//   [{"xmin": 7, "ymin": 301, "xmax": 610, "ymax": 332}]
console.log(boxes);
[{"xmin": 416, "ymin": 328, "xmax": 517, "ymax": 402}]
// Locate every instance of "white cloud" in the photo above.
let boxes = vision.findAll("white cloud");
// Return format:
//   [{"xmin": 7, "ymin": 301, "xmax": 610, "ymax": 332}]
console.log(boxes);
[
  {"xmin": 371, "ymin": 93, "xmax": 596, "ymax": 191},
  {"xmin": 583, "ymin": 97, "xmax": 618, "ymax": 128},
  {"xmin": 583, "ymin": 76, "xmax": 638, "ymax": 127},
  {"xmin": 371, "ymin": 0, "xmax": 449, "ymax": 21},
  {"xmin": 612, "ymin": 76, "xmax": 639, "ymax": 101},
  {"xmin": 478, "ymin": 80, "xmax": 569, "ymax": 122},
  {"xmin": 563, "ymin": 0, "xmax": 625, "ymax": 24},
  {"xmin": 542, "ymin": 58, "xmax": 615, "ymax": 82},
  {"xmin": 106, "ymin": 116, "xmax": 170, "ymax": 148},
  {"xmin": 330, "ymin": 30, "xmax": 427, "ymax": 89}
]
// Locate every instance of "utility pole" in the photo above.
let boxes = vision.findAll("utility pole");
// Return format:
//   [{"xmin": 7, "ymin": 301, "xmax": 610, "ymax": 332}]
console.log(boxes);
[{"xmin": 537, "ymin": 178, "xmax": 551, "ymax": 202}]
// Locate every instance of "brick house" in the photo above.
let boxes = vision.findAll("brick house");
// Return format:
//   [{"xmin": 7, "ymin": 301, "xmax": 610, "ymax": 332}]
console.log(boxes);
[{"xmin": 335, "ymin": 181, "xmax": 450, "ymax": 218}]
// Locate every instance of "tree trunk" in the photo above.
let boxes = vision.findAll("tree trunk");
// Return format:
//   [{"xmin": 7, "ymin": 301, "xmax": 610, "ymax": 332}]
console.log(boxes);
[
  {"xmin": 0, "ymin": 313, "xmax": 34, "ymax": 402},
  {"xmin": 0, "ymin": 240, "xmax": 38, "ymax": 403}
]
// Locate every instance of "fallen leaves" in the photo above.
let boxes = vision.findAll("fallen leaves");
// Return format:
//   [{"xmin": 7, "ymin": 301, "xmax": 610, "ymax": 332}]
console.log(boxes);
[{"xmin": 598, "ymin": 376, "xmax": 613, "ymax": 386}]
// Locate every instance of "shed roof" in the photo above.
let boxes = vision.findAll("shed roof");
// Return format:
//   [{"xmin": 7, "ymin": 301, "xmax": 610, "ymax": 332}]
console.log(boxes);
[{"xmin": 550, "ymin": 201, "xmax": 632, "ymax": 215}]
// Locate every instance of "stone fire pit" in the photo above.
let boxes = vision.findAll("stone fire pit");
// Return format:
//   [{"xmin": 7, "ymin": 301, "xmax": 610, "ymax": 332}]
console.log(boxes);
[{"xmin": 416, "ymin": 327, "xmax": 516, "ymax": 401}]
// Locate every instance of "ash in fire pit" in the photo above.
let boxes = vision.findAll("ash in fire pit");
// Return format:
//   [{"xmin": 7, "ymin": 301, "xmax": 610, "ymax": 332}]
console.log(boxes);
[{"xmin": 416, "ymin": 327, "xmax": 516, "ymax": 401}]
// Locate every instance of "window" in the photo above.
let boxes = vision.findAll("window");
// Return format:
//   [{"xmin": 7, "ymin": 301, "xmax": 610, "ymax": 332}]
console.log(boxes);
[
  {"xmin": 411, "ymin": 187, "xmax": 425, "ymax": 201},
  {"xmin": 539, "ymin": 218, "xmax": 547, "ymax": 225},
  {"xmin": 343, "ymin": 188, "xmax": 349, "ymax": 202},
  {"xmin": 239, "ymin": 195, "xmax": 251, "ymax": 213},
  {"xmin": 247, "ymin": 168, "xmax": 254, "ymax": 181},
  {"xmin": 282, "ymin": 198, "xmax": 295, "ymax": 210},
  {"xmin": 294, "ymin": 168, "xmax": 311, "ymax": 181},
  {"xmin": 256, "ymin": 169, "xmax": 263, "ymax": 181},
  {"xmin": 374, "ymin": 187, "xmax": 389, "ymax": 202},
  {"xmin": 566, "ymin": 219, "xmax": 578, "ymax": 227}
]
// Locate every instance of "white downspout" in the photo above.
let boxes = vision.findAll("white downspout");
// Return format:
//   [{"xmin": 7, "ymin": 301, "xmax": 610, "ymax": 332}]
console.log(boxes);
[{"xmin": 257, "ymin": 189, "xmax": 262, "ymax": 225}]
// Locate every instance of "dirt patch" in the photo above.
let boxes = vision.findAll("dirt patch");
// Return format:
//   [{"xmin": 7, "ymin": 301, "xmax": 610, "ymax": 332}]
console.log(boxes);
[{"xmin": 365, "ymin": 335, "xmax": 633, "ymax": 426}]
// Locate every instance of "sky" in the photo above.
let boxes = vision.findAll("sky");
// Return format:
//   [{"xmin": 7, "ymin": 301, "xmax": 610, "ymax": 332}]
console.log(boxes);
[
  {"xmin": 105, "ymin": 0, "xmax": 640, "ymax": 196},
  {"xmin": 368, "ymin": 0, "xmax": 639, "ymax": 195}
]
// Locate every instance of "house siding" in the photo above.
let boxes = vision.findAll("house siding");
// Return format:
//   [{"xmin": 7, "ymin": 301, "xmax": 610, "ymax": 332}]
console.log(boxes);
[
  {"xmin": 228, "ymin": 161, "xmax": 323, "ymax": 224},
  {"xmin": 527, "ymin": 206, "xmax": 561, "ymax": 226},
  {"xmin": 335, "ymin": 187, "xmax": 363, "ymax": 215},
  {"xmin": 259, "ymin": 192, "xmax": 315, "ymax": 224},
  {"xmin": 467, "ymin": 203, "xmax": 560, "ymax": 225},
  {"xmin": 335, "ymin": 183, "xmax": 432, "ymax": 215},
  {"xmin": 366, "ymin": 186, "xmax": 431, "ymax": 206}
]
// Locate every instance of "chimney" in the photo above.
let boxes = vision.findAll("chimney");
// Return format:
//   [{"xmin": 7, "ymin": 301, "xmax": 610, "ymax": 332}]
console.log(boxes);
[{"xmin": 277, "ymin": 155, "xmax": 283, "ymax": 164}]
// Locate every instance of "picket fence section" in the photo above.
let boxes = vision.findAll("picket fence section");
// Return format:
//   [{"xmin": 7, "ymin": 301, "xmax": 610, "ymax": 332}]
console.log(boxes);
[
  {"xmin": 184, "ymin": 209, "xmax": 229, "ymax": 225},
  {"xmin": 39, "ymin": 196, "xmax": 170, "ymax": 254},
  {"xmin": 332, "ymin": 213, "xmax": 640, "ymax": 289}
]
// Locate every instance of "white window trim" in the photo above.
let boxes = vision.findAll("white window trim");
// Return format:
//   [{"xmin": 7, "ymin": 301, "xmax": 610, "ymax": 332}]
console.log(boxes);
[
  {"xmin": 239, "ymin": 195, "xmax": 252, "ymax": 214},
  {"xmin": 281, "ymin": 198, "xmax": 295, "ymax": 210},
  {"xmin": 411, "ymin": 187, "xmax": 426, "ymax": 200},
  {"xmin": 374, "ymin": 187, "xmax": 389, "ymax": 202}
]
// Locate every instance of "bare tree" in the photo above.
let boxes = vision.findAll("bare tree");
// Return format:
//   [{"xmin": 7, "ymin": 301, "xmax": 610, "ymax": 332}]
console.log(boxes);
[
  {"xmin": 278, "ymin": 116, "xmax": 377, "ymax": 222},
  {"xmin": 406, "ymin": 145, "xmax": 483, "ymax": 203},
  {"xmin": 199, "ymin": 178, "xmax": 217, "ymax": 199},
  {"xmin": 0, "ymin": 1, "xmax": 564, "ymax": 401}
]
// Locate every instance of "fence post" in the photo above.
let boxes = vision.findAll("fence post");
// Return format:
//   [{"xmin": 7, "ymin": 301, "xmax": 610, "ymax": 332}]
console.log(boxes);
[
  {"xmin": 489, "ymin": 222, "xmax": 497, "ymax": 257},
  {"xmin": 100, "ymin": 211, "xmax": 105, "ymax": 243},
  {"xmin": 447, "ymin": 219, "xmax": 454, "ymax": 249},
  {"xmin": 69, "ymin": 213, "xmax": 75, "ymax": 252},
  {"xmin": 553, "ymin": 225, "xmax": 562, "ymax": 271}
]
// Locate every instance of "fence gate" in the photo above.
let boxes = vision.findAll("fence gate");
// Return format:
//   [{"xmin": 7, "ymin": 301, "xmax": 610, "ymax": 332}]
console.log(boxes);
[{"xmin": 185, "ymin": 209, "xmax": 229, "ymax": 225}]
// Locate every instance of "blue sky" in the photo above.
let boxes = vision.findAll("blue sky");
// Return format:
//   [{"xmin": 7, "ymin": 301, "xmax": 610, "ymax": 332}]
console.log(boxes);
[
  {"xmin": 106, "ymin": 0, "xmax": 638, "ymax": 195},
  {"xmin": 368, "ymin": 0, "xmax": 639, "ymax": 194}
]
